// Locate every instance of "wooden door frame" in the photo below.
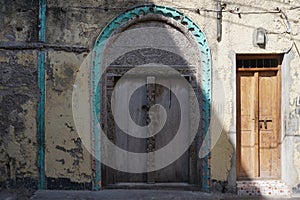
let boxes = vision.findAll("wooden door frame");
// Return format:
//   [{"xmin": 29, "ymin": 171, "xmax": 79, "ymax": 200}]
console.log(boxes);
[{"xmin": 236, "ymin": 54, "xmax": 283, "ymax": 180}]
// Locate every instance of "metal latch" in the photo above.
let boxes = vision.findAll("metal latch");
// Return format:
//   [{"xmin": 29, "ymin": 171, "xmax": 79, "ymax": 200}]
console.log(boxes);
[{"xmin": 258, "ymin": 119, "xmax": 272, "ymax": 129}]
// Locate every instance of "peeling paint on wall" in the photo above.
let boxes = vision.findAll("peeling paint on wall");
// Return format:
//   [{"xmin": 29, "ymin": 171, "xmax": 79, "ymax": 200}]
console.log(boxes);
[{"xmin": 45, "ymin": 51, "xmax": 92, "ymax": 186}]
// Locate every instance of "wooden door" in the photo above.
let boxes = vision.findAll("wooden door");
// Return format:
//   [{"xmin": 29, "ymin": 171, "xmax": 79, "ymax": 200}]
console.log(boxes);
[
  {"xmin": 103, "ymin": 74, "xmax": 194, "ymax": 185},
  {"xmin": 237, "ymin": 70, "xmax": 281, "ymax": 180}
]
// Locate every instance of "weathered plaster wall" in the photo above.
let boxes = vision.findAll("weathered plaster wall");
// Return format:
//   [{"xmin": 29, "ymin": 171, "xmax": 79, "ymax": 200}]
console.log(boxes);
[
  {"xmin": 0, "ymin": 0, "xmax": 39, "ymax": 188},
  {"xmin": 1, "ymin": 0, "xmax": 300, "ymax": 192},
  {"xmin": 198, "ymin": 0, "xmax": 300, "ymax": 192},
  {"xmin": 0, "ymin": 49, "xmax": 39, "ymax": 188},
  {"xmin": 289, "ymin": 50, "xmax": 300, "ymax": 192}
]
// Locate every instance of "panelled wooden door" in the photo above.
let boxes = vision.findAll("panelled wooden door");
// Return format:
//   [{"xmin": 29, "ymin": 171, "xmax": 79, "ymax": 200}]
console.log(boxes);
[
  {"xmin": 102, "ymin": 74, "xmax": 199, "ymax": 185},
  {"xmin": 237, "ymin": 70, "xmax": 281, "ymax": 180}
]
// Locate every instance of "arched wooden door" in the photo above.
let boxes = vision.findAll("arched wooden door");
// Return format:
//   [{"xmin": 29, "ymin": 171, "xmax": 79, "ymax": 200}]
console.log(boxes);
[{"xmin": 91, "ymin": 5, "xmax": 212, "ymax": 190}]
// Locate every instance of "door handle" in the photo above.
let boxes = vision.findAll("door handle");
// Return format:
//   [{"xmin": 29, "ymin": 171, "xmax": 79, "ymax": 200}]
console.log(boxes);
[
  {"xmin": 264, "ymin": 119, "xmax": 267, "ymax": 129},
  {"xmin": 258, "ymin": 119, "xmax": 272, "ymax": 129}
]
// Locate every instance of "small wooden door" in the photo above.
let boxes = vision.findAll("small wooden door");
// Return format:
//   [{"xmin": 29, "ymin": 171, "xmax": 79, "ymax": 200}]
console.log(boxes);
[{"xmin": 237, "ymin": 66, "xmax": 281, "ymax": 179}]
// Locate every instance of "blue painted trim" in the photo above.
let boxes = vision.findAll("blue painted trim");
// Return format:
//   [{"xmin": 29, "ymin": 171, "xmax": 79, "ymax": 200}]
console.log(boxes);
[
  {"xmin": 39, "ymin": 0, "xmax": 46, "ymax": 42},
  {"xmin": 38, "ymin": 0, "xmax": 46, "ymax": 189},
  {"xmin": 91, "ymin": 5, "xmax": 211, "ymax": 190},
  {"xmin": 37, "ymin": 51, "xmax": 46, "ymax": 189},
  {"xmin": 91, "ymin": 49, "xmax": 101, "ymax": 190}
]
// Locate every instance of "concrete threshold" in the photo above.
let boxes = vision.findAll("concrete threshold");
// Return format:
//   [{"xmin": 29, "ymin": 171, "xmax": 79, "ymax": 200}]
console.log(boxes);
[{"xmin": 104, "ymin": 182, "xmax": 201, "ymax": 191}]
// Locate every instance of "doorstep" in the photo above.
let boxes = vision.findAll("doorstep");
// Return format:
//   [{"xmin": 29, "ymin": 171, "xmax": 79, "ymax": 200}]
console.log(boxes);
[{"xmin": 237, "ymin": 180, "xmax": 291, "ymax": 196}]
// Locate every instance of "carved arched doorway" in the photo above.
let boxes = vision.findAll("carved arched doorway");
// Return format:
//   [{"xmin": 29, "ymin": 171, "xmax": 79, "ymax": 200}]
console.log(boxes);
[{"xmin": 91, "ymin": 5, "xmax": 211, "ymax": 190}]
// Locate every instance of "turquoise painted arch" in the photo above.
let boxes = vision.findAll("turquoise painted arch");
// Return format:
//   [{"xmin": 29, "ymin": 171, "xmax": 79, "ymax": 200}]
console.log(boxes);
[{"xmin": 91, "ymin": 5, "xmax": 211, "ymax": 191}]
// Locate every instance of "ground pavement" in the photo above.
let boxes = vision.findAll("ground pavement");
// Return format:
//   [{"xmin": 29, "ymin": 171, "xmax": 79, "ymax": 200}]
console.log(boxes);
[{"xmin": 1, "ymin": 189, "xmax": 300, "ymax": 200}]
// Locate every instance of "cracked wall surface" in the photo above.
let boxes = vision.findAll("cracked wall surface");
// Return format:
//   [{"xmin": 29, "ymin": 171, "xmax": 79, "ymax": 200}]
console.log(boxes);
[{"xmin": 1, "ymin": 0, "xmax": 300, "ymax": 192}]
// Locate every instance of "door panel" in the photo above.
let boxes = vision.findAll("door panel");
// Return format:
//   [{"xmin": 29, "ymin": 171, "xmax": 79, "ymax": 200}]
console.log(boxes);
[
  {"xmin": 258, "ymin": 72, "xmax": 280, "ymax": 178},
  {"xmin": 114, "ymin": 77, "xmax": 148, "ymax": 182},
  {"xmin": 237, "ymin": 70, "xmax": 281, "ymax": 180},
  {"xmin": 154, "ymin": 78, "xmax": 189, "ymax": 182},
  {"xmin": 237, "ymin": 72, "xmax": 257, "ymax": 179}
]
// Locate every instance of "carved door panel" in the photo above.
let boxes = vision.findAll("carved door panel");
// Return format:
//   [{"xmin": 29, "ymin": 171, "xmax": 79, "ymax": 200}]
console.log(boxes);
[{"xmin": 237, "ymin": 70, "xmax": 281, "ymax": 180}]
